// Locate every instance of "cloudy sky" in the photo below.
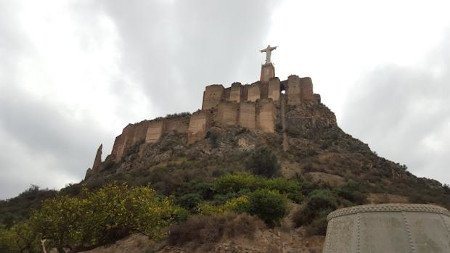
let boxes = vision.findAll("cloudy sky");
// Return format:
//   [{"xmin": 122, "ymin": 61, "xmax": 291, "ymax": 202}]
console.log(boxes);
[{"xmin": 1, "ymin": 0, "xmax": 449, "ymax": 199}]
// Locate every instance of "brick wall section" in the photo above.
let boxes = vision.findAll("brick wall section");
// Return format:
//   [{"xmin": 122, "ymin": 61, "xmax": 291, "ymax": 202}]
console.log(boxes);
[
  {"xmin": 217, "ymin": 102, "xmax": 239, "ymax": 126},
  {"xmin": 286, "ymin": 75, "xmax": 301, "ymax": 105},
  {"xmin": 229, "ymin": 82, "xmax": 242, "ymax": 103},
  {"xmin": 247, "ymin": 82, "xmax": 261, "ymax": 102},
  {"xmin": 202, "ymin": 85, "xmax": 224, "ymax": 109},
  {"xmin": 145, "ymin": 120, "xmax": 164, "ymax": 144},
  {"xmin": 239, "ymin": 102, "xmax": 256, "ymax": 130},
  {"xmin": 187, "ymin": 111, "xmax": 210, "ymax": 144},
  {"xmin": 268, "ymin": 77, "xmax": 281, "ymax": 101},
  {"xmin": 300, "ymin": 77, "xmax": 315, "ymax": 101},
  {"xmin": 257, "ymin": 99, "xmax": 276, "ymax": 133}
]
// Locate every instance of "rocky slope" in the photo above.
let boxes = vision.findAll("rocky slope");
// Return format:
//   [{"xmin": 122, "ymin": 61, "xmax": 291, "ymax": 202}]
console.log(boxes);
[{"xmin": 78, "ymin": 100, "xmax": 449, "ymax": 252}]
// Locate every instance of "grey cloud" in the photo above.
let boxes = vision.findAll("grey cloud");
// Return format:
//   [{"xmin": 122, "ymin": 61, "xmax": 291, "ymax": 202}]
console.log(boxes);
[
  {"xmin": 341, "ymin": 32, "xmax": 450, "ymax": 185},
  {"xmin": 0, "ymin": 1, "xmax": 280, "ymax": 198},
  {"xmin": 0, "ymin": 85, "xmax": 111, "ymax": 199},
  {"xmin": 0, "ymin": 2, "xmax": 111, "ymax": 198},
  {"xmin": 98, "ymin": 0, "xmax": 279, "ymax": 116}
]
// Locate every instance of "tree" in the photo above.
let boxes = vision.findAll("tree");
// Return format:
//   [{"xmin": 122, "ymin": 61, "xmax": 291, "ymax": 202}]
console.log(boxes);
[
  {"xmin": 246, "ymin": 147, "xmax": 280, "ymax": 178},
  {"xmin": 248, "ymin": 189, "xmax": 288, "ymax": 226},
  {"xmin": 30, "ymin": 184, "xmax": 187, "ymax": 251}
]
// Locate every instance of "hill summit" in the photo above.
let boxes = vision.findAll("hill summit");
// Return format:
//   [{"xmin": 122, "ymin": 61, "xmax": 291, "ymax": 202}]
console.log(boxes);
[{"xmin": 74, "ymin": 49, "xmax": 450, "ymax": 252}]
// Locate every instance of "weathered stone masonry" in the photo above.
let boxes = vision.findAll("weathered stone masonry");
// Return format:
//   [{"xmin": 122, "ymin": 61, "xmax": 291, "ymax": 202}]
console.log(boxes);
[{"xmin": 107, "ymin": 72, "xmax": 321, "ymax": 162}]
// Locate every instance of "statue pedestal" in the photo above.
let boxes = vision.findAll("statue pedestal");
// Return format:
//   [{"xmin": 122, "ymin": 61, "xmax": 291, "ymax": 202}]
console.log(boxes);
[{"xmin": 260, "ymin": 63, "xmax": 275, "ymax": 82}]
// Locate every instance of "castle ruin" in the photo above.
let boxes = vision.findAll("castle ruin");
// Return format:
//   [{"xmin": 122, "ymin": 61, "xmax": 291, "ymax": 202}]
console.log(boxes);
[{"xmin": 102, "ymin": 47, "xmax": 321, "ymax": 163}]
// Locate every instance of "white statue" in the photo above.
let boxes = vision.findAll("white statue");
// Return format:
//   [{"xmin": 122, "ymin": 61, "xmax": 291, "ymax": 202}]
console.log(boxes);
[{"xmin": 260, "ymin": 45, "xmax": 277, "ymax": 64}]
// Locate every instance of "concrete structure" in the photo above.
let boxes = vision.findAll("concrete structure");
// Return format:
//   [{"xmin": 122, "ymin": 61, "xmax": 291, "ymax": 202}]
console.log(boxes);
[{"xmin": 323, "ymin": 204, "xmax": 450, "ymax": 253}]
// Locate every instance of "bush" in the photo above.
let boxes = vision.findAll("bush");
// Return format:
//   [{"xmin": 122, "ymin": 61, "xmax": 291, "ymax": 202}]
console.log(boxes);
[
  {"xmin": 29, "ymin": 184, "xmax": 187, "ymax": 251},
  {"xmin": 168, "ymin": 213, "xmax": 265, "ymax": 246},
  {"xmin": 213, "ymin": 173, "xmax": 302, "ymax": 203},
  {"xmin": 248, "ymin": 189, "xmax": 288, "ymax": 226},
  {"xmin": 334, "ymin": 182, "xmax": 367, "ymax": 205},
  {"xmin": 292, "ymin": 189, "xmax": 338, "ymax": 235},
  {"xmin": 176, "ymin": 193, "xmax": 203, "ymax": 211},
  {"xmin": 0, "ymin": 222, "xmax": 40, "ymax": 253},
  {"xmin": 246, "ymin": 147, "xmax": 280, "ymax": 177},
  {"xmin": 197, "ymin": 196, "xmax": 250, "ymax": 215}
]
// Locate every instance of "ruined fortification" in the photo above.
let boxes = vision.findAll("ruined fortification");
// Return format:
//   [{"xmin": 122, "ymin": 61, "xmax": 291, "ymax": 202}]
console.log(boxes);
[{"xmin": 102, "ymin": 62, "xmax": 320, "ymax": 165}]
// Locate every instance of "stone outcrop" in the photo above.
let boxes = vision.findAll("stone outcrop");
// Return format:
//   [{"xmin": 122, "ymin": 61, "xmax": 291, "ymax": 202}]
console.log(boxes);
[{"xmin": 92, "ymin": 144, "xmax": 103, "ymax": 172}]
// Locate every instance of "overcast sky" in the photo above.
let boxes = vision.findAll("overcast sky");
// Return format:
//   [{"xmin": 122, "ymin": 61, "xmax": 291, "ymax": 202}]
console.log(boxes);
[{"xmin": 1, "ymin": 0, "xmax": 449, "ymax": 199}]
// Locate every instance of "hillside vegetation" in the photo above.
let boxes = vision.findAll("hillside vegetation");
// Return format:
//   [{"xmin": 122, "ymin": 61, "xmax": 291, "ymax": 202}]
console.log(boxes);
[{"xmin": 1, "ymin": 102, "xmax": 449, "ymax": 252}]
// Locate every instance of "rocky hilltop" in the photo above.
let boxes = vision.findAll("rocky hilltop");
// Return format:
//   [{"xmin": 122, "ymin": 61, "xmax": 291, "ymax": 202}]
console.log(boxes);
[{"xmin": 78, "ymin": 63, "xmax": 449, "ymax": 252}]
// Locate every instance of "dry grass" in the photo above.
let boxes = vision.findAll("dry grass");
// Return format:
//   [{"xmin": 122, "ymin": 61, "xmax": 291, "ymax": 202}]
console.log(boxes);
[{"xmin": 167, "ymin": 213, "xmax": 265, "ymax": 246}]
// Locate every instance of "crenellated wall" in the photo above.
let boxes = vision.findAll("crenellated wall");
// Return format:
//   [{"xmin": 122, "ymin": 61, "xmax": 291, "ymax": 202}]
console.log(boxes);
[{"xmin": 109, "ymin": 74, "xmax": 320, "ymax": 162}]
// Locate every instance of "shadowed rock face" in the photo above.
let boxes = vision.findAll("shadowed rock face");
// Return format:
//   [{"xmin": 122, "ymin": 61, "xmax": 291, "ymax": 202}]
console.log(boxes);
[{"xmin": 323, "ymin": 204, "xmax": 450, "ymax": 253}]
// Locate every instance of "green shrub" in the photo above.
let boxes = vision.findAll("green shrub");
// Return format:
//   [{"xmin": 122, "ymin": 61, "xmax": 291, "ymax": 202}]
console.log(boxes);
[
  {"xmin": 197, "ymin": 196, "xmax": 250, "ymax": 215},
  {"xmin": 29, "ymin": 184, "xmax": 186, "ymax": 251},
  {"xmin": 176, "ymin": 193, "xmax": 203, "ymax": 211},
  {"xmin": 213, "ymin": 173, "xmax": 302, "ymax": 203},
  {"xmin": 334, "ymin": 182, "xmax": 367, "ymax": 205},
  {"xmin": 248, "ymin": 189, "xmax": 288, "ymax": 226},
  {"xmin": 0, "ymin": 222, "xmax": 40, "ymax": 253},
  {"xmin": 307, "ymin": 189, "xmax": 338, "ymax": 211},
  {"xmin": 292, "ymin": 189, "xmax": 338, "ymax": 235},
  {"xmin": 245, "ymin": 147, "xmax": 280, "ymax": 177}
]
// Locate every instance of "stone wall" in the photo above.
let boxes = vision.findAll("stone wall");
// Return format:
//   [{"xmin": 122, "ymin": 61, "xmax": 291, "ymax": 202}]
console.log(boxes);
[
  {"xmin": 229, "ymin": 82, "xmax": 242, "ymax": 103},
  {"xmin": 286, "ymin": 75, "xmax": 301, "ymax": 105},
  {"xmin": 239, "ymin": 102, "xmax": 256, "ymax": 130},
  {"xmin": 109, "ymin": 74, "xmax": 320, "ymax": 162},
  {"xmin": 202, "ymin": 84, "xmax": 224, "ymax": 109},
  {"xmin": 300, "ymin": 77, "xmax": 314, "ymax": 101},
  {"xmin": 145, "ymin": 121, "xmax": 164, "ymax": 144},
  {"xmin": 257, "ymin": 99, "xmax": 276, "ymax": 133},
  {"xmin": 217, "ymin": 102, "xmax": 239, "ymax": 126},
  {"xmin": 268, "ymin": 77, "xmax": 280, "ymax": 101},
  {"xmin": 188, "ymin": 111, "xmax": 210, "ymax": 144},
  {"xmin": 247, "ymin": 82, "xmax": 261, "ymax": 102},
  {"xmin": 132, "ymin": 121, "xmax": 150, "ymax": 144},
  {"xmin": 260, "ymin": 63, "xmax": 275, "ymax": 82},
  {"xmin": 165, "ymin": 117, "xmax": 189, "ymax": 134}
]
